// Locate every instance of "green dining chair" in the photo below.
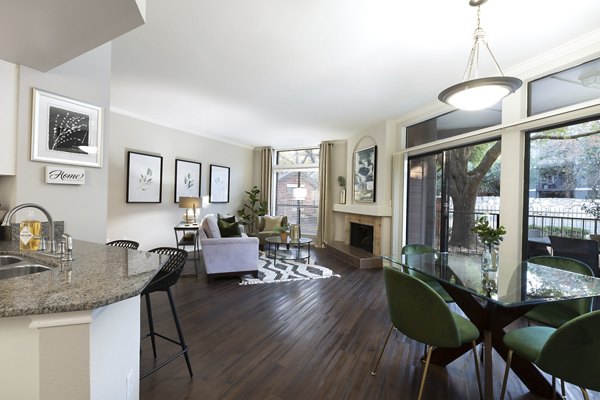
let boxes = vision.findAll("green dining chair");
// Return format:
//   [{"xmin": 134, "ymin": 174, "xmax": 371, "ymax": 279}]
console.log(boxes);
[
  {"xmin": 401, "ymin": 244, "xmax": 454, "ymax": 303},
  {"xmin": 371, "ymin": 244, "xmax": 454, "ymax": 377},
  {"xmin": 524, "ymin": 256, "xmax": 594, "ymax": 328},
  {"xmin": 500, "ymin": 310, "xmax": 600, "ymax": 400},
  {"xmin": 380, "ymin": 266, "xmax": 483, "ymax": 400}
]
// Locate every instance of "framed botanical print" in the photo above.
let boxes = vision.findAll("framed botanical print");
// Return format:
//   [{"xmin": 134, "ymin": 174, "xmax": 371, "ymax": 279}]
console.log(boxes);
[
  {"xmin": 126, "ymin": 151, "xmax": 163, "ymax": 203},
  {"xmin": 31, "ymin": 88, "xmax": 103, "ymax": 167},
  {"xmin": 174, "ymin": 159, "xmax": 201, "ymax": 202},
  {"xmin": 209, "ymin": 164, "xmax": 230, "ymax": 203},
  {"xmin": 353, "ymin": 145, "xmax": 377, "ymax": 203}
]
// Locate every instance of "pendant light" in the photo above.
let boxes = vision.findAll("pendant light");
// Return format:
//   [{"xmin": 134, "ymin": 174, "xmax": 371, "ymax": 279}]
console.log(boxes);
[{"xmin": 438, "ymin": 0, "xmax": 522, "ymax": 111}]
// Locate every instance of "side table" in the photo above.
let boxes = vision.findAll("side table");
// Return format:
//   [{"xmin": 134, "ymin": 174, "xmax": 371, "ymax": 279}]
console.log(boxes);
[{"xmin": 174, "ymin": 222, "xmax": 200, "ymax": 276}]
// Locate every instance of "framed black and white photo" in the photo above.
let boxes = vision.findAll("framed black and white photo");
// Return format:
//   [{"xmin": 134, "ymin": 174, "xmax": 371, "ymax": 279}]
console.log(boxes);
[
  {"xmin": 127, "ymin": 151, "xmax": 163, "ymax": 203},
  {"xmin": 174, "ymin": 159, "xmax": 201, "ymax": 202},
  {"xmin": 353, "ymin": 145, "xmax": 377, "ymax": 203},
  {"xmin": 31, "ymin": 88, "xmax": 103, "ymax": 168},
  {"xmin": 209, "ymin": 164, "xmax": 230, "ymax": 203}
]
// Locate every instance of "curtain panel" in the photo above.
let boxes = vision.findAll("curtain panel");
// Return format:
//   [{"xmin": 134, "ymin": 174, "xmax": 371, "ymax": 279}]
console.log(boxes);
[{"xmin": 316, "ymin": 141, "xmax": 334, "ymax": 247}]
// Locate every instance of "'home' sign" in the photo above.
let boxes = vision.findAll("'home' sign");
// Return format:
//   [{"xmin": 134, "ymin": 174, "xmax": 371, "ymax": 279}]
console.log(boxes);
[{"xmin": 45, "ymin": 166, "xmax": 86, "ymax": 185}]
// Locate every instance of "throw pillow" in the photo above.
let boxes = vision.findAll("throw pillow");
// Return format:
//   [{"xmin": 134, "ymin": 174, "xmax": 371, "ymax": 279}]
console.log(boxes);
[
  {"xmin": 217, "ymin": 218, "xmax": 242, "ymax": 237},
  {"xmin": 218, "ymin": 214, "xmax": 236, "ymax": 224},
  {"xmin": 263, "ymin": 215, "xmax": 283, "ymax": 232}
]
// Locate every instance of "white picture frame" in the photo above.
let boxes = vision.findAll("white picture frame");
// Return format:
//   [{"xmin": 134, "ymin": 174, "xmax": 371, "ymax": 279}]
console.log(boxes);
[{"xmin": 31, "ymin": 88, "xmax": 103, "ymax": 168}]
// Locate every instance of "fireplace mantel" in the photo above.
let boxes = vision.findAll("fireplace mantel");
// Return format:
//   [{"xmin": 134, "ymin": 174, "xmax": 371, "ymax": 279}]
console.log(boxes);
[{"xmin": 333, "ymin": 203, "xmax": 392, "ymax": 217}]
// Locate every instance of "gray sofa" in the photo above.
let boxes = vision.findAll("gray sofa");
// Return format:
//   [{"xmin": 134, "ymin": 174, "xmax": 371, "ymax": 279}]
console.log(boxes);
[{"xmin": 198, "ymin": 214, "xmax": 259, "ymax": 281}]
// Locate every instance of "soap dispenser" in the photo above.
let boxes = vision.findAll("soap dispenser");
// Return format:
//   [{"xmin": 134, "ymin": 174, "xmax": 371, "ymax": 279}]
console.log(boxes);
[{"xmin": 19, "ymin": 212, "xmax": 41, "ymax": 251}]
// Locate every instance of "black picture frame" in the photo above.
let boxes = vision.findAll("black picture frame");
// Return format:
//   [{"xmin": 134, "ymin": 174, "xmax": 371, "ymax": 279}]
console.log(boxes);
[
  {"xmin": 174, "ymin": 159, "xmax": 202, "ymax": 202},
  {"xmin": 353, "ymin": 145, "xmax": 377, "ymax": 203},
  {"xmin": 126, "ymin": 151, "xmax": 163, "ymax": 203},
  {"xmin": 209, "ymin": 164, "xmax": 230, "ymax": 203}
]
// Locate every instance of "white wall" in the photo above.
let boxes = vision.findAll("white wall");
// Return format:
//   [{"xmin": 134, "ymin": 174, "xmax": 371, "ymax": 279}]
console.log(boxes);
[
  {"xmin": 331, "ymin": 121, "xmax": 395, "ymax": 255},
  {"xmin": 107, "ymin": 112, "xmax": 254, "ymax": 250},
  {"xmin": 7, "ymin": 44, "xmax": 112, "ymax": 243}
]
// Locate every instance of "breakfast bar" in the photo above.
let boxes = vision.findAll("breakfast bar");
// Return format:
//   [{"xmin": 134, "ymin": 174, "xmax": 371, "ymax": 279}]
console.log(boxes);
[{"xmin": 0, "ymin": 239, "xmax": 164, "ymax": 400}]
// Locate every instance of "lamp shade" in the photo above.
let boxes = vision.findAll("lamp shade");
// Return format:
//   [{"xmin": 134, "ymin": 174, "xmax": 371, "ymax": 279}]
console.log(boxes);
[
  {"xmin": 438, "ymin": 76, "xmax": 522, "ymax": 111},
  {"xmin": 178, "ymin": 196, "xmax": 201, "ymax": 209}
]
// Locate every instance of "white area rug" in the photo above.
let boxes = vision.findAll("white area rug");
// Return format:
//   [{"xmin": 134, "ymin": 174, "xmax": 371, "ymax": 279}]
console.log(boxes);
[{"xmin": 239, "ymin": 253, "xmax": 341, "ymax": 285}]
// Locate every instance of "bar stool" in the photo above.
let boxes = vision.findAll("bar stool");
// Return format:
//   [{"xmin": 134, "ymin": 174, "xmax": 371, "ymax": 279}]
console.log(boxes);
[
  {"xmin": 106, "ymin": 239, "xmax": 140, "ymax": 250},
  {"xmin": 141, "ymin": 247, "xmax": 193, "ymax": 379}
]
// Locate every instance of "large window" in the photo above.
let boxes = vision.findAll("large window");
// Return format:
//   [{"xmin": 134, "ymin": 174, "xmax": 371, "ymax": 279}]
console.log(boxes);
[
  {"xmin": 273, "ymin": 148, "xmax": 320, "ymax": 235},
  {"xmin": 528, "ymin": 57, "xmax": 600, "ymax": 116},
  {"xmin": 406, "ymin": 140, "xmax": 501, "ymax": 254},
  {"xmin": 525, "ymin": 117, "xmax": 600, "ymax": 255},
  {"xmin": 406, "ymin": 108, "xmax": 502, "ymax": 147}
]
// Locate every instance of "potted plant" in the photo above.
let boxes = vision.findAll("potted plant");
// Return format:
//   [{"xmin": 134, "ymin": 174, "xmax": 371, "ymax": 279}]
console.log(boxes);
[
  {"xmin": 237, "ymin": 186, "xmax": 268, "ymax": 234},
  {"xmin": 276, "ymin": 224, "xmax": 289, "ymax": 241},
  {"xmin": 582, "ymin": 198, "xmax": 600, "ymax": 244},
  {"xmin": 337, "ymin": 176, "xmax": 346, "ymax": 204},
  {"xmin": 471, "ymin": 216, "xmax": 506, "ymax": 270}
]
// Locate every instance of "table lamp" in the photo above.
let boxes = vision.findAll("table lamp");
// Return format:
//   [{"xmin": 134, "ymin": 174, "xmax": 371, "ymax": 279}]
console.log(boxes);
[{"xmin": 179, "ymin": 196, "xmax": 201, "ymax": 224}]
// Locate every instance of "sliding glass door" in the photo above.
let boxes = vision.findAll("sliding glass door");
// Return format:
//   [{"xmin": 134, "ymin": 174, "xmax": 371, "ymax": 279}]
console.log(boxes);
[{"xmin": 406, "ymin": 140, "xmax": 502, "ymax": 254}]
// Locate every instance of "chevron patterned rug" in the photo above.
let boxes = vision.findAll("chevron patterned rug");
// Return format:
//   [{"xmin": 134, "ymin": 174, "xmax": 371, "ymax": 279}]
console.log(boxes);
[{"xmin": 239, "ymin": 253, "xmax": 341, "ymax": 285}]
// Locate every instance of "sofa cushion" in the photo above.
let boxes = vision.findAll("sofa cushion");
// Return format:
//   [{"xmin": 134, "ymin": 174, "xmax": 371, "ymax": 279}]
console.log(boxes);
[
  {"xmin": 217, "ymin": 218, "xmax": 242, "ymax": 237},
  {"xmin": 263, "ymin": 215, "xmax": 283, "ymax": 231},
  {"xmin": 218, "ymin": 214, "xmax": 236, "ymax": 224},
  {"xmin": 201, "ymin": 214, "xmax": 221, "ymax": 238}
]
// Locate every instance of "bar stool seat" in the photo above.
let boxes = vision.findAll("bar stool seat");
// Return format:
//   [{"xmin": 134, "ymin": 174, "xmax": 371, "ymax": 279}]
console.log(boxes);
[
  {"xmin": 106, "ymin": 239, "xmax": 140, "ymax": 250},
  {"xmin": 141, "ymin": 247, "xmax": 193, "ymax": 379}
]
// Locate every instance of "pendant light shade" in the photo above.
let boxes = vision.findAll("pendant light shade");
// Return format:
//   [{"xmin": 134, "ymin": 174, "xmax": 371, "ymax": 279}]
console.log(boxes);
[{"xmin": 439, "ymin": 0, "xmax": 522, "ymax": 110}]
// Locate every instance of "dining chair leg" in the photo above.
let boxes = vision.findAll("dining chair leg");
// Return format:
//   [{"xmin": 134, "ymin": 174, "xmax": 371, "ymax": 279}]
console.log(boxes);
[
  {"xmin": 551, "ymin": 376, "xmax": 556, "ymax": 400},
  {"xmin": 560, "ymin": 379, "xmax": 566, "ymax": 399},
  {"xmin": 581, "ymin": 387, "xmax": 590, "ymax": 400},
  {"xmin": 144, "ymin": 293, "xmax": 157, "ymax": 359},
  {"xmin": 470, "ymin": 341, "xmax": 483, "ymax": 400},
  {"xmin": 417, "ymin": 345, "xmax": 433, "ymax": 400},
  {"xmin": 500, "ymin": 349, "xmax": 513, "ymax": 400},
  {"xmin": 371, "ymin": 324, "xmax": 394, "ymax": 376}
]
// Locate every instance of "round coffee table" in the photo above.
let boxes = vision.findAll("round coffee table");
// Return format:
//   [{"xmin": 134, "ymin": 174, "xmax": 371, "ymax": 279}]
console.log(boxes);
[{"xmin": 265, "ymin": 236, "xmax": 312, "ymax": 265}]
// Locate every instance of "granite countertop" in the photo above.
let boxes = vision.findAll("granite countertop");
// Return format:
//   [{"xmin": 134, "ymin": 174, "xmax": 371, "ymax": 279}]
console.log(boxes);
[{"xmin": 0, "ymin": 239, "xmax": 164, "ymax": 318}]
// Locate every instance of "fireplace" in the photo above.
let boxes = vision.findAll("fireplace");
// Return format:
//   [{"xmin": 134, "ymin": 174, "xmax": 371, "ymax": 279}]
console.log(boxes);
[
  {"xmin": 344, "ymin": 213, "xmax": 382, "ymax": 256},
  {"xmin": 350, "ymin": 223, "xmax": 374, "ymax": 253}
]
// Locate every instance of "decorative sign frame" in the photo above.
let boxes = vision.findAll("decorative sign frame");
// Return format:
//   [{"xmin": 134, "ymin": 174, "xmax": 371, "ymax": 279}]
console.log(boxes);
[
  {"xmin": 174, "ymin": 159, "xmax": 201, "ymax": 202},
  {"xmin": 31, "ymin": 88, "xmax": 103, "ymax": 168},
  {"xmin": 45, "ymin": 166, "xmax": 86, "ymax": 185},
  {"xmin": 126, "ymin": 151, "xmax": 163, "ymax": 203},
  {"xmin": 209, "ymin": 164, "xmax": 230, "ymax": 203},
  {"xmin": 353, "ymin": 145, "xmax": 377, "ymax": 203}
]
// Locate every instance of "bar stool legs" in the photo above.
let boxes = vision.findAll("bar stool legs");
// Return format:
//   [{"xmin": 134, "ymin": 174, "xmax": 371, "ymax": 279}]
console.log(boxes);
[{"xmin": 141, "ymin": 287, "xmax": 193, "ymax": 379}]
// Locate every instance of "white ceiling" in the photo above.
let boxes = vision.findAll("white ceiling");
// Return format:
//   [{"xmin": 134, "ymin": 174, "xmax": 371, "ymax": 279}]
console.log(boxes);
[{"xmin": 110, "ymin": 0, "xmax": 600, "ymax": 149}]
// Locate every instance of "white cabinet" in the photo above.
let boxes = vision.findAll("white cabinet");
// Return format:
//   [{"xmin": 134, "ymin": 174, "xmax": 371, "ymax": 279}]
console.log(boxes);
[{"xmin": 0, "ymin": 59, "xmax": 17, "ymax": 175}]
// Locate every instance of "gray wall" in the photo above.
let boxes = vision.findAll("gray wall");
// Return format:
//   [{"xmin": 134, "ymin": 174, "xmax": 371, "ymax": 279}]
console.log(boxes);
[
  {"xmin": 107, "ymin": 112, "xmax": 254, "ymax": 250},
  {"xmin": 2, "ymin": 44, "xmax": 112, "ymax": 242}
]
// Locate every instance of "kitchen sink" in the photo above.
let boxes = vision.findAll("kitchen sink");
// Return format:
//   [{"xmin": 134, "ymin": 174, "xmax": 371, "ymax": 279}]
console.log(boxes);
[
  {"xmin": 0, "ymin": 255, "xmax": 23, "ymax": 266},
  {"xmin": 0, "ymin": 264, "xmax": 52, "ymax": 280},
  {"xmin": 0, "ymin": 254, "xmax": 53, "ymax": 280}
]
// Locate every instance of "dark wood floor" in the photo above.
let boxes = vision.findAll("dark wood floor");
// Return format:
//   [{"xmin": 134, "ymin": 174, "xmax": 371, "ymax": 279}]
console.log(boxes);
[{"xmin": 140, "ymin": 248, "xmax": 598, "ymax": 400}]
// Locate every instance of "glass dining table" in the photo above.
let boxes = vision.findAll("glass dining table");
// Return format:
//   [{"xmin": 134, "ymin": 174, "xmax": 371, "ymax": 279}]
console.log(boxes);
[{"xmin": 382, "ymin": 252, "xmax": 600, "ymax": 400}]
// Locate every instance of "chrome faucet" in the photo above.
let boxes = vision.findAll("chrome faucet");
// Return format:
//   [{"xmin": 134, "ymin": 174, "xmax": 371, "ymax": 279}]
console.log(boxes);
[
  {"xmin": 61, "ymin": 233, "xmax": 73, "ymax": 261},
  {"xmin": 1, "ymin": 203, "xmax": 56, "ymax": 254}
]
